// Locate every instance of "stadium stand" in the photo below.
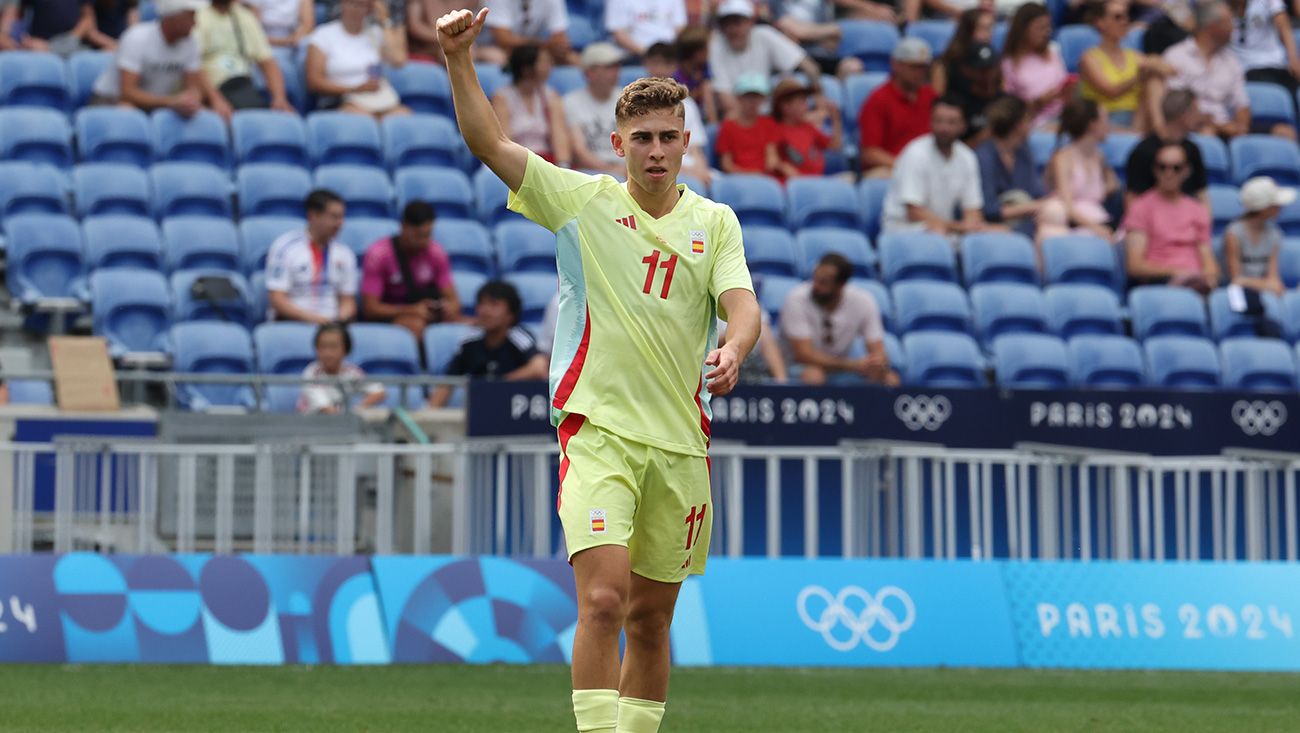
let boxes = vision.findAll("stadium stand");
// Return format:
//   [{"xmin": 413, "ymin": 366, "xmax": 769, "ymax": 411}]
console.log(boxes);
[
  {"xmin": 901, "ymin": 332, "xmax": 986, "ymax": 387},
  {"xmin": 73, "ymin": 163, "xmax": 152, "ymax": 218},
  {"xmin": 253, "ymin": 321, "xmax": 318, "ymax": 412},
  {"xmin": 1066, "ymin": 334, "xmax": 1146, "ymax": 388},
  {"xmin": 1219, "ymin": 338, "xmax": 1298, "ymax": 391},
  {"xmin": 1144, "ymin": 336, "xmax": 1221, "ymax": 389},
  {"xmin": 879, "ymin": 232, "xmax": 959, "ymax": 284},
  {"xmin": 992, "ymin": 333, "xmax": 1070, "ymax": 389},
  {"xmin": 796, "ymin": 228, "xmax": 876, "ymax": 278},
  {"xmin": 89, "ymin": 268, "xmax": 172, "ymax": 361},
  {"xmin": 82, "ymin": 215, "xmax": 164, "ymax": 272}
]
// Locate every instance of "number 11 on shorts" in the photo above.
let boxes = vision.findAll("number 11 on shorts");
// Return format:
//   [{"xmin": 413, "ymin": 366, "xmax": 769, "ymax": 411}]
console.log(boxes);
[{"xmin": 684, "ymin": 503, "xmax": 707, "ymax": 550}]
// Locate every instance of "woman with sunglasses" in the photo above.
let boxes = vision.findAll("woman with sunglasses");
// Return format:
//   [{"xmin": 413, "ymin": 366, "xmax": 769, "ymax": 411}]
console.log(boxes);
[
  {"xmin": 1123, "ymin": 142, "xmax": 1219, "ymax": 294},
  {"xmin": 1079, "ymin": 0, "xmax": 1174, "ymax": 131}
]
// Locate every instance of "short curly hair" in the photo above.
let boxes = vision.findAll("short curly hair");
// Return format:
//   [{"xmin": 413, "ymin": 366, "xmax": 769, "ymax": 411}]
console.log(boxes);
[{"xmin": 615, "ymin": 77, "xmax": 688, "ymax": 126}]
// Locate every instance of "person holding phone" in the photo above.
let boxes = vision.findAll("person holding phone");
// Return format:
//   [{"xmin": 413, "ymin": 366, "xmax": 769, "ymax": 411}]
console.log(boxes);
[
  {"xmin": 360, "ymin": 201, "xmax": 462, "ymax": 340},
  {"xmin": 1002, "ymin": 2, "xmax": 1073, "ymax": 128}
]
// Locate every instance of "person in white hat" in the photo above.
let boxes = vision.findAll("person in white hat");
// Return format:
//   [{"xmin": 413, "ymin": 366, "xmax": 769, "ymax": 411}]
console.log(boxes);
[
  {"xmin": 1223, "ymin": 177, "xmax": 1293, "ymax": 296},
  {"xmin": 565, "ymin": 42, "xmax": 627, "ymax": 175},
  {"xmin": 707, "ymin": 0, "xmax": 824, "ymax": 116}
]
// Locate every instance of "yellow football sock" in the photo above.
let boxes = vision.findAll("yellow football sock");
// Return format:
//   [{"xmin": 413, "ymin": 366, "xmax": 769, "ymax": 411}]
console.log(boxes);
[
  {"xmin": 572, "ymin": 689, "xmax": 619, "ymax": 733},
  {"xmin": 616, "ymin": 697, "xmax": 666, "ymax": 733}
]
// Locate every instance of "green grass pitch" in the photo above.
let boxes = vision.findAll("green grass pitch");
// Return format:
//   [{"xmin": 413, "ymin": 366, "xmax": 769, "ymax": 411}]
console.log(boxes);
[{"xmin": 2, "ymin": 664, "xmax": 1297, "ymax": 732}]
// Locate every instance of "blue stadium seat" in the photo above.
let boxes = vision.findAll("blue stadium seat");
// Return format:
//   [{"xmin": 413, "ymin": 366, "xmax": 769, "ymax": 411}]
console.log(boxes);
[
  {"xmin": 452, "ymin": 270, "xmax": 488, "ymax": 314},
  {"xmin": 504, "ymin": 272, "xmax": 558, "ymax": 325},
  {"xmin": 349, "ymin": 323, "xmax": 423, "ymax": 408},
  {"xmin": 151, "ymin": 109, "xmax": 231, "ymax": 170},
  {"xmin": 248, "ymin": 270, "xmax": 269, "ymax": 322},
  {"xmin": 843, "ymin": 72, "xmax": 888, "ymax": 131},
  {"xmin": 337, "ymin": 217, "xmax": 398, "ymax": 259},
  {"xmin": 495, "ymin": 221, "xmax": 556, "ymax": 273},
  {"xmin": 82, "ymin": 215, "xmax": 164, "ymax": 271},
  {"xmin": 1044, "ymin": 284, "xmax": 1123, "ymax": 338},
  {"xmin": 879, "ymin": 232, "xmax": 958, "ymax": 283},
  {"xmin": 1283, "ymin": 291, "xmax": 1300, "ymax": 341},
  {"xmin": 852, "ymin": 278, "xmax": 894, "ymax": 333},
  {"xmin": 75, "ymin": 108, "xmax": 153, "ymax": 167},
  {"xmin": 69, "ymin": 51, "xmax": 111, "ymax": 109},
  {"xmin": 1220, "ymin": 337, "xmax": 1298, "ymax": 390},
  {"xmin": 1278, "ymin": 198, "xmax": 1300, "ymax": 237},
  {"xmin": 993, "ymin": 333, "xmax": 1069, "ymax": 389},
  {"xmin": 857, "ymin": 177, "xmax": 889, "ymax": 240},
  {"xmin": 4, "ymin": 214, "xmax": 85, "ymax": 307},
  {"xmin": 1247, "ymin": 82, "xmax": 1296, "ymax": 128},
  {"xmin": 549, "ymin": 65, "xmax": 585, "ymax": 95},
  {"xmin": 905, "ymin": 19, "xmax": 955, "ymax": 56},
  {"xmin": 1067, "ymin": 334, "xmax": 1146, "ymax": 388},
  {"xmin": 960, "ymin": 232, "xmax": 1038, "ymax": 286},
  {"xmin": 475, "ymin": 63, "xmax": 508, "ymax": 99},
  {"xmin": 1144, "ymin": 335, "xmax": 1221, "ymax": 388},
  {"xmin": 170, "ymin": 270, "xmax": 253, "ymax": 325},
  {"xmin": 253, "ymin": 321, "xmax": 318, "ymax": 412},
  {"xmin": 742, "ymin": 226, "xmax": 800, "ymax": 276},
  {"xmin": 1208, "ymin": 184, "xmax": 1243, "ymax": 236},
  {"xmin": 231, "ymin": 110, "xmax": 309, "ymax": 167},
  {"xmin": 796, "ymin": 228, "xmax": 876, "ymax": 278},
  {"xmin": 475, "ymin": 165, "xmax": 524, "ymax": 225},
  {"xmin": 90, "ymin": 267, "xmax": 171, "ymax": 360},
  {"xmin": 1191, "ymin": 133, "xmax": 1231, "ymax": 185},
  {"xmin": 162, "ymin": 216, "xmax": 241, "ymax": 274},
  {"xmin": 385, "ymin": 62, "xmax": 453, "ymax": 116},
  {"xmin": 892, "ymin": 280, "xmax": 971, "ymax": 334},
  {"xmin": 395, "ymin": 167, "xmax": 474, "ymax": 219},
  {"xmin": 1208, "ymin": 287, "xmax": 1282, "ymax": 340},
  {"xmin": 239, "ymin": 216, "xmax": 304, "ymax": 275},
  {"xmin": 882, "ymin": 331, "xmax": 905, "ymax": 373},
  {"xmin": 169, "ymin": 321, "xmax": 256, "ymax": 410},
  {"xmin": 839, "ymin": 21, "xmax": 899, "ymax": 71},
  {"xmin": 970, "ymin": 283, "xmax": 1049, "ymax": 347},
  {"xmin": 711, "ymin": 174, "xmax": 786, "ymax": 227},
  {"xmin": 237, "ymin": 163, "xmax": 312, "ymax": 217},
  {"xmin": 150, "ymin": 162, "xmax": 233, "ymax": 219},
  {"xmin": 1129, "ymin": 285, "xmax": 1208, "ymax": 339},
  {"xmin": 437, "ymin": 220, "xmax": 496, "ymax": 275},
  {"xmin": 1103, "ymin": 132, "xmax": 1140, "ymax": 185},
  {"xmin": 73, "ymin": 163, "xmax": 150, "ymax": 217},
  {"xmin": 424, "ymin": 322, "xmax": 483, "ymax": 375},
  {"xmin": 314, "ymin": 164, "xmax": 395, "ymax": 218},
  {"xmin": 7, "ymin": 380, "xmax": 54, "ymax": 405},
  {"xmin": 1028, "ymin": 132, "xmax": 1057, "ymax": 178},
  {"xmin": 618, "ymin": 65, "xmax": 649, "ymax": 89},
  {"xmin": 568, "ymin": 14, "xmax": 598, "ymax": 50},
  {"xmin": 0, "ymin": 52, "xmax": 69, "ymax": 110},
  {"xmin": 1282, "ymin": 238, "xmax": 1300, "ymax": 287},
  {"xmin": 1041, "ymin": 235, "xmax": 1116, "ymax": 288},
  {"xmin": 901, "ymin": 332, "xmax": 986, "ymax": 387},
  {"xmin": 307, "ymin": 112, "xmax": 383, "ymax": 168},
  {"xmin": 678, "ymin": 172, "xmax": 708, "ymax": 197},
  {"xmin": 0, "ymin": 162, "xmax": 66, "ymax": 217},
  {"xmin": 383, "ymin": 115, "xmax": 463, "ymax": 171},
  {"xmin": 786, "ymin": 177, "xmax": 860, "ymax": 230},
  {"xmin": 1230, "ymin": 135, "xmax": 1300, "ymax": 185},
  {"xmin": 756, "ymin": 274, "xmax": 803, "ymax": 323},
  {"xmin": 0, "ymin": 108, "xmax": 73, "ymax": 169},
  {"xmin": 1056, "ymin": 25, "xmax": 1101, "ymax": 72}
]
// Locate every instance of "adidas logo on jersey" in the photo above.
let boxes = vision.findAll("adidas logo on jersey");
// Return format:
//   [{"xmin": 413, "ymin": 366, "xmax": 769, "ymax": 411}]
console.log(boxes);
[{"xmin": 615, "ymin": 215, "xmax": 638, "ymax": 230}]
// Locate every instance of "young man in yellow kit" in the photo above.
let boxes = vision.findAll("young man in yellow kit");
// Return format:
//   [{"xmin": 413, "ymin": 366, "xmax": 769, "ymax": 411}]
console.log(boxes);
[{"xmin": 437, "ymin": 9, "xmax": 761, "ymax": 733}]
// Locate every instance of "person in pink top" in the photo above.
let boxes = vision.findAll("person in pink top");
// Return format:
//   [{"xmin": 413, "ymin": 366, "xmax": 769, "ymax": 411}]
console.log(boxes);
[
  {"xmin": 360, "ymin": 201, "xmax": 462, "ymax": 339},
  {"xmin": 1123, "ymin": 142, "xmax": 1220, "ymax": 294},
  {"xmin": 1039, "ymin": 99, "xmax": 1120, "ymax": 244},
  {"xmin": 1002, "ymin": 2, "xmax": 1074, "ymax": 128}
]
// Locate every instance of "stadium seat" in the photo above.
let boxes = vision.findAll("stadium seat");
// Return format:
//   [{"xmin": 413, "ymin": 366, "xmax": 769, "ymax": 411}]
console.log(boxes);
[
  {"xmin": 151, "ymin": 109, "xmax": 231, "ymax": 170},
  {"xmin": 0, "ymin": 108, "xmax": 73, "ymax": 169},
  {"xmin": 798, "ymin": 229, "xmax": 876, "ymax": 280},
  {"xmin": 314, "ymin": 164, "xmax": 395, "ymax": 218},
  {"xmin": 905, "ymin": 19, "xmax": 955, "ymax": 55},
  {"xmin": 879, "ymin": 232, "xmax": 958, "ymax": 283},
  {"xmin": 618, "ymin": 65, "xmax": 649, "ymax": 89},
  {"xmin": 1230, "ymin": 135, "xmax": 1300, "ymax": 185},
  {"xmin": 1191, "ymin": 133, "xmax": 1231, "ymax": 185},
  {"xmin": 1207, "ymin": 287, "xmax": 1282, "ymax": 340},
  {"xmin": 971, "ymin": 283, "xmax": 1049, "ymax": 347},
  {"xmin": 743, "ymin": 226, "xmax": 801, "ymax": 277},
  {"xmin": 385, "ymin": 62, "xmax": 453, "ymax": 116},
  {"xmin": 307, "ymin": 112, "xmax": 383, "ymax": 168},
  {"xmin": 150, "ymin": 162, "xmax": 234, "ymax": 219},
  {"xmin": 711, "ymin": 174, "xmax": 786, "ymax": 227},
  {"xmin": 1067, "ymin": 334, "xmax": 1146, "ymax": 388},
  {"xmin": 383, "ymin": 115, "xmax": 463, "ymax": 171},
  {"xmin": 548, "ymin": 65, "xmax": 585, "ymax": 95},
  {"xmin": 0, "ymin": 162, "xmax": 66, "ymax": 217},
  {"xmin": 838, "ymin": 20, "xmax": 899, "ymax": 71},
  {"xmin": 237, "ymin": 163, "xmax": 312, "ymax": 217},
  {"xmin": 90, "ymin": 267, "xmax": 171, "ymax": 361},
  {"xmin": 239, "ymin": 216, "xmax": 305, "ymax": 275},
  {"xmin": 892, "ymin": 281, "xmax": 971, "ymax": 334},
  {"xmin": 568, "ymin": 15, "xmax": 598, "ymax": 50},
  {"xmin": 452, "ymin": 270, "xmax": 489, "ymax": 314},
  {"xmin": 69, "ymin": 51, "xmax": 111, "ymax": 109},
  {"xmin": 1247, "ymin": 82, "xmax": 1296, "ymax": 128},
  {"xmin": 757, "ymin": 274, "xmax": 803, "ymax": 323},
  {"xmin": 253, "ymin": 321, "xmax": 318, "ymax": 412},
  {"xmin": 1143, "ymin": 335, "xmax": 1221, "ymax": 389},
  {"xmin": 349, "ymin": 323, "xmax": 424, "ymax": 408},
  {"xmin": 992, "ymin": 333, "xmax": 1070, "ymax": 389},
  {"xmin": 0, "ymin": 51, "xmax": 70, "ymax": 109},
  {"xmin": 495, "ymin": 221, "xmax": 557, "ymax": 273},
  {"xmin": 1277, "ymin": 199, "xmax": 1300, "ymax": 237},
  {"xmin": 853, "ymin": 278, "xmax": 894, "ymax": 333},
  {"xmin": 231, "ymin": 110, "xmax": 309, "ymax": 167},
  {"xmin": 786, "ymin": 178, "xmax": 860, "ymax": 230},
  {"xmin": 960, "ymin": 232, "xmax": 1039, "ymax": 286},
  {"xmin": 169, "ymin": 321, "xmax": 257, "ymax": 410},
  {"xmin": 7, "ymin": 380, "xmax": 54, "ymax": 405},
  {"xmin": 842, "ymin": 72, "xmax": 888, "ymax": 132},
  {"xmin": 474, "ymin": 63, "xmax": 508, "ymax": 99},
  {"xmin": 162, "ymin": 216, "xmax": 242, "ymax": 274},
  {"xmin": 1282, "ymin": 238, "xmax": 1300, "ymax": 287},
  {"xmin": 1056, "ymin": 25, "xmax": 1101, "ymax": 72},
  {"xmin": 337, "ymin": 217, "xmax": 398, "ymax": 258},
  {"xmin": 170, "ymin": 269, "xmax": 253, "ymax": 325},
  {"xmin": 394, "ymin": 167, "xmax": 474, "ymax": 219},
  {"xmin": 1044, "ymin": 284, "xmax": 1123, "ymax": 338},
  {"xmin": 678, "ymin": 172, "xmax": 709, "ymax": 197},
  {"xmin": 75, "ymin": 107, "xmax": 153, "ymax": 167},
  {"xmin": 1102, "ymin": 133, "xmax": 1140, "ymax": 185},
  {"xmin": 1028, "ymin": 132, "xmax": 1057, "ymax": 177},
  {"xmin": 901, "ymin": 332, "xmax": 986, "ymax": 387},
  {"xmin": 475, "ymin": 165, "xmax": 524, "ymax": 225},
  {"xmin": 4, "ymin": 214, "xmax": 85, "ymax": 307},
  {"xmin": 504, "ymin": 272, "xmax": 558, "ymax": 325},
  {"xmin": 1208, "ymin": 184, "xmax": 1243, "ymax": 236},
  {"xmin": 857, "ymin": 178, "xmax": 890, "ymax": 240},
  {"xmin": 1129, "ymin": 285, "xmax": 1209, "ymax": 339},
  {"xmin": 73, "ymin": 163, "xmax": 151, "ymax": 217},
  {"xmin": 437, "ymin": 220, "xmax": 496, "ymax": 275},
  {"xmin": 1220, "ymin": 337, "xmax": 1298, "ymax": 390},
  {"xmin": 424, "ymin": 323, "xmax": 482, "ymax": 375},
  {"xmin": 1041, "ymin": 235, "xmax": 1117, "ymax": 289},
  {"xmin": 82, "ymin": 215, "xmax": 164, "ymax": 271},
  {"xmin": 248, "ymin": 270, "xmax": 269, "ymax": 322}
]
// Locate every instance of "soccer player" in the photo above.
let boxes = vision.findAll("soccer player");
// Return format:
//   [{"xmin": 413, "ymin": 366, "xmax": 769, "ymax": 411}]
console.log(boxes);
[{"xmin": 437, "ymin": 9, "xmax": 761, "ymax": 733}]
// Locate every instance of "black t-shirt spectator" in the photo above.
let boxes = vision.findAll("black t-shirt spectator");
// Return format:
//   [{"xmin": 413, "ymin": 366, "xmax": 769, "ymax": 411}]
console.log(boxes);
[
  {"xmin": 23, "ymin": 0, "xmax": 90, "ymax": 40},
  {"xmin": 1126, "ymin": 136, "xmax": 1208, "ymax": 197},
  {"xmin": 447, "ymin": 327, "xmax": 539, "ymax": 379},
  {"xmin": 94, "ymin": 0, "xmax": 136, "ymax": 41}
]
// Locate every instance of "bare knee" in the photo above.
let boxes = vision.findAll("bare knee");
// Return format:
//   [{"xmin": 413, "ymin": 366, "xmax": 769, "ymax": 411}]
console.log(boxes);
[
  {"xmin": 624, "ymin": 605, "xmax": 673, "ymax": 647},
  {"xmin": 800, "ymin": 365, "xmax": 827, "ymax": 386},
  {"xmin": 580, "ymin": 586, "xmax": 627, "ymax": 634}
]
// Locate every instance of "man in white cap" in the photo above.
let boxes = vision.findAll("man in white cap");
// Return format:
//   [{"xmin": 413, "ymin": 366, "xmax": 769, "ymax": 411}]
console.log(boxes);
[
  {"xmin": 604, "ymin": 0, "xmax": 685, "ymax": 59},
  {"xmin": 859, "ymin": 36, "xmax": 936, "ymax": 177},
  {"xmin": 1223, "ymin": 177, "xmax": 1292, "ymax": 297},
  {"xmin": 91, "ymin": 0, "xmax": 227, "ymax": 119},
  {"xmin": 565, "ymin": 42, "xmax": 627, "ymax": 175},
  {"xmin": 708, "ymin": 0, "xmax": 823, "ymax": 116}
]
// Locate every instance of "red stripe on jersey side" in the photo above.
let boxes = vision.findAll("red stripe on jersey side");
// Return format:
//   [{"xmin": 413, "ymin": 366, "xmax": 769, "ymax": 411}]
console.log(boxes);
[
  {"xmin": 556, "ymin": 413, "xmax": 586, "ymax": 511},
  {"xmin": 553, "ymin": 307, "xmax": 591, "ymax": 410},
  {"xmin": 693, "ymin": 374, "xmax": 711, "ymax": 445}
]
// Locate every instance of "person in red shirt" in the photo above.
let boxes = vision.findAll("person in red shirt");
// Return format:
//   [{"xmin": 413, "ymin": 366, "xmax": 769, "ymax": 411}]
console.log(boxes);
[
  {"xmin": 714, "ymin": 72, "xmax": 779, "ymax": 176},
  {"xmin": 859, "ymin": 37, "xmax": 937, "ymax": 177},
  {"xmin": 772, "ymin": 77, "xmax": 841, "ymax": 179}
]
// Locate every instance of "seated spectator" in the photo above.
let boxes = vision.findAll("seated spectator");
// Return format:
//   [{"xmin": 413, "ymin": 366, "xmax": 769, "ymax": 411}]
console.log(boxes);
[
  {"xmin": 1143, "ymin": 0, "xmax": 1195, "ymax": 56},
  {"xmin": 672, "ymin": 26, "xmax": 718, "ymax": 123},
  {"xmin": 428, "ymin": 281, "xmax": 549, "ymax": 407},
  {"xmin": 298, "ymin": 322, "xmax": 387, "ymax": 414},
  {"xmin": 88, "ymin": 0, "xmax": 139, "ymax": 51},
  {"xmin": 90, "ymin": 0, "xmax": 217, "ymax": 119},
  {"xmin": 859, "ymin": 37, "xmax": 937, "ymax": 178},
  {"xmin": 640, "ymin": 42, "xmax": 714, "ymax": 184},
  {"xmin": 305, "ymin": 0, "xmax": 410, "ymax": 119},
  {"xmin": 1125, "ymin": 88, "xmax": 1209, "ymax": 205},
  {"xmin": 243, "ymin": 0, "xmax": 314, "ymax": 47},
  {"xmin": 976, "ymin": 96, "xmax": 1047, "ymax": 238},
  {"xmin": 1001, "ymin": 3, "xmax": 1073, "ymax": 129},
  {"xmin": 1123, "ymin": 142, "xmax": 1218, "ymax": 293},
  {"xmin": 1039, "ymin": 99, "xmax": 1119, "ymax": 242},
  {"xmin": 485, "ymin": 0, "xmax": 574, "ymax": 62},
  {"xmin": 719, "ymin": 304, "xmax": 788, "ymax": 383},
  {"xmin": 267, "ymin": 190, "xmax": 360, "ymax": 324},
  {"xmin": 1080, "ymin": 0, "xmax": 1175, "ymax": 131},
  {"xmin": 947, "ymin": 42, "xmax": 1006, "ymax": 145},
  {"xmin": 715, "ymin": 74, "xmax": 779, "ymax": 176},
  {"xmin": 1229, "ymin": 0, "xmax": 1300, "ymax": 129},
  {"xmin": 768, "ymin": 0, "xmax": 844, "ymax": 57},
  {"xmin": 361, "ymin": 202, "xmax": 461, "ymax": 340},
  {"xmin": 197, "ymin": 0, "xmax": 293, "ymax": 113},
  {"xmin": 780, "ymin": 253, "xmax": 899, "ymax": 386},
  {"xmin": 1224, "ymin": 176, "xmax": 1290, "ymax": 296},
  {"xmin": 565, "ymin": 42, "xmax": 626, "ymax": 176},
  {"xmin": 493, "ymin": 44, "xmax": 571, "ymax": 166},
  {"xmin": 4, "ymin": 0, "xmax": 95, "ymax": 55},
  {"xmin": 882, "ymin": 96, "xmax": 990, "ymax": 236},
  {"xmin": 605, "ymin": 0, "xmax": 685, "ymax": 59},
  {"xmin": 708, "ymin": 0, "xmax": 826, "ymax": 116},
  {"xmin": 1161, "ymin": 0, "xmax": 1263, "ymax": 139},
  {"xmin": 773, "ymin": 77, "xmax": 840, "ymax": 179},
  {"xmin": 408, "ymin": 0, "xmax": 506, "ymax": 64},
  {"xmin": 933, "ymin": 8, "xmax": 995, "ymax": 95}
]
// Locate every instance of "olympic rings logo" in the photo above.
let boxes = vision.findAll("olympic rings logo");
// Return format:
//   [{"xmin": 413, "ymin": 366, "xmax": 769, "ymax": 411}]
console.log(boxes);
[
  {"xmin": 796, "ymin": 585, "xmax": 916, "ymax": 652},
  {"xmin": 894, "ymin": 395, "xmax": 952, "ymax": 431},
  {"xmin": 1231, "ymin": 400, "xmax": 1288, "ymax": 437}
]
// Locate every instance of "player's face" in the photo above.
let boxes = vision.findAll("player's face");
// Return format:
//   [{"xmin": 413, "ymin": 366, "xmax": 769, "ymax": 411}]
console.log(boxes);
[
  {"xmin": 614, "ymin": 109, "xmax": 688, "ymax": 194},
  {"xmin": 308, "ymin": 201, "xmax": 346, "ymax": 243},
  {"xmin": 316, "ymin": 332, "xmax": 347, "ymax": 373}
]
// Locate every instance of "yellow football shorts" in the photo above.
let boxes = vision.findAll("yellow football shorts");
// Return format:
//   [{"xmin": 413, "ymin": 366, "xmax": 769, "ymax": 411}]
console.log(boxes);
[{"xmin": 556, "ymin": 414, "xmax": 712, "ymax": 584}]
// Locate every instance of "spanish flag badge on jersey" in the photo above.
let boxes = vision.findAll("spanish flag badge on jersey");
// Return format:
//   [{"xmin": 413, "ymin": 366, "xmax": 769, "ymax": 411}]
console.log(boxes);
[
  {"xmin": 690, "ymin": 229, "xmax": 706, "ymax": 255},
  {"xmin": 589, "ymin": 509, "xmax": 607, "ymax": 534}
]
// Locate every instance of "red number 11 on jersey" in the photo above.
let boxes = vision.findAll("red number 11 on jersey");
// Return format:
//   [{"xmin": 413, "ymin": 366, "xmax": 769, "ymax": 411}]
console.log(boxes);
[{"xmin": 641, "ymin": 249, "xmax": 678, "ymax": 300}]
